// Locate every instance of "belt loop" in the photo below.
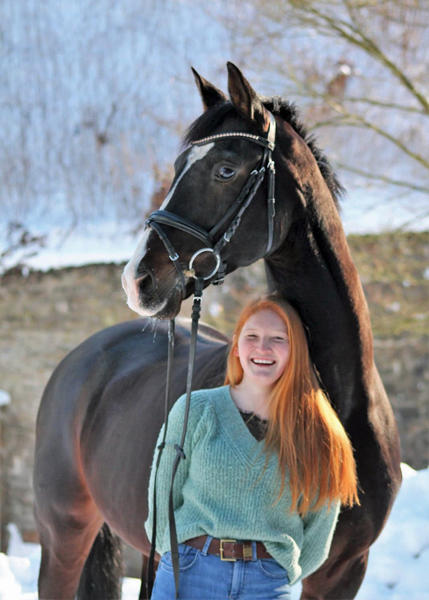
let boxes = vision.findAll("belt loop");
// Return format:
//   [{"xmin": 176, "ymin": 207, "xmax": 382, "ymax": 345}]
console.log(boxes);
[
  {"xmin": 251, "ymin": 540, "xmax": 257, "ymax": 561},
  {"xmin": 201, "ymin": 535, "xmax": 213, "ymax": 556}
]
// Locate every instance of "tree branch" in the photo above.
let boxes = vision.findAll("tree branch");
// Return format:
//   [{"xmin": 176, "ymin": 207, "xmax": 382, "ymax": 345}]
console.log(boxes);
[
  {"xmin": 289, "ymin": 1, "xmax": 429, "ymax": 114},
  {"xmin": 323, "ymin": 97, "xmax": 429, "ymax": 170},
  {"xmin": 395, "ymin": 208, "xmax": 429, "ymax": 231},
  {"xmin": 342, "ymin": 97, "xmax": 426, "ymax": 115},
  {"xmin": 292, "ymin": 81, "xmax": 429, "ymax": 171},
  {"xmin": 335, "ymin": 162, "xmax": 429, "ymax": 194}
]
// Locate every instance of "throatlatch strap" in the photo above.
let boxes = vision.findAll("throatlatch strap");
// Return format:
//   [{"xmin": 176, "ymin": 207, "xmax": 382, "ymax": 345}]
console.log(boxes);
[
  {"xmin": 266, "ymin": 156, "xmax": 276, "ymax": 254},
  {"xmin": 142, "ymin": 319, "xmax": 175, "ymax": 600},
  {"xmin": 169, "ymin": 277, "xmax": 204, "ymax": 599}
]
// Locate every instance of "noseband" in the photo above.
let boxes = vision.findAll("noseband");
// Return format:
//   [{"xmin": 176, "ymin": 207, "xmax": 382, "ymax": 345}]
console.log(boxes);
[{"xmin": 145, "ymin": 112, "xmax": 277, "ymax": 294}]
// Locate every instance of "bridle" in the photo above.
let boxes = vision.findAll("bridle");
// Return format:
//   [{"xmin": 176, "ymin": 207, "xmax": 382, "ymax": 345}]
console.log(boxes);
[
  {"xmin": 142, "ymin": 112, "xmax": 277, "ymax": 600},
  {"xmin": 145, "ymin": 112, "xmax": 277, "ymax": 293}
]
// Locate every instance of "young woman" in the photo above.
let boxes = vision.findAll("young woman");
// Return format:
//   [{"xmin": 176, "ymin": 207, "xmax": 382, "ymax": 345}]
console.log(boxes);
[{"xmin": 145, "ymin": 295, "xmax": 359, "ymax": 599}]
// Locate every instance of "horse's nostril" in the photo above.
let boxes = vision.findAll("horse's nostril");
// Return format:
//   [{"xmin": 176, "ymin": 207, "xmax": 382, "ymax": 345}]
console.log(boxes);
[{"xmin": 136, "ymin": 270, "xmax": 155, "ymax": 295}]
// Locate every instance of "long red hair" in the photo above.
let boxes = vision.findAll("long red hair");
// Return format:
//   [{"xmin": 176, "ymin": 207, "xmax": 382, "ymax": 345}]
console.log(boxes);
[{"xmin": 225, "ymin": 295, "xmax": 360, "ymax": 516}]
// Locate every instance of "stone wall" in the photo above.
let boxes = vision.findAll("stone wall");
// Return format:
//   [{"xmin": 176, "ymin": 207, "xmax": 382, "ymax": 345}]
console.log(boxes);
[
  {"xmin": 374, "ymin": 336, "xmax": 428, "ymax": 468},
  {"xmin": 0, "ymin": 232, "xmax": 427, "ymax": 574}
]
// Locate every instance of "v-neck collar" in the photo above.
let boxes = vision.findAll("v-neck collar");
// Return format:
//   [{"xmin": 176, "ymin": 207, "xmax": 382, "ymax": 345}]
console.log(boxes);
[{"xmin": 214, "ymin": 386, "xmax": 268, "ymax": 467}]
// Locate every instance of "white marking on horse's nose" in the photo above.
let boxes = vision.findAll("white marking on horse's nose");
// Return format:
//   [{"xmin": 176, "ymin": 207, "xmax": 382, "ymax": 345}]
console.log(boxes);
[
  {"xmin": 121, "ymin": 228, "xmax": 152, "ymax": 312},
  {"xmin": 158, "ymin": 143, "xmax": 214, "ymax": 210},
  {"xmin": 122, "ymin": 142, "xmax": 215, "ymax": 316}
]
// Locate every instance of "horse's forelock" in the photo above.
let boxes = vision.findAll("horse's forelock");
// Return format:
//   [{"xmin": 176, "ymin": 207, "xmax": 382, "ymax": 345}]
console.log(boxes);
[
  {"xmin": 183, "ymin": 96, "xmax": 344, "ymax": 208},
  {"xmin": 182, "ymin": 102, "xmax": 239, "ymax": 147}
]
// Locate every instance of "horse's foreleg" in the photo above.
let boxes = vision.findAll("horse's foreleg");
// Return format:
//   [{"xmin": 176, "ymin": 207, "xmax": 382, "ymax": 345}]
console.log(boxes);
[
  {"xmin": 139, "ymin": 553, "xmax": 160, "ymax": 600},
  {"xmin": 35, "ymin": 502, "xmax": 103, "ymax": 600}
]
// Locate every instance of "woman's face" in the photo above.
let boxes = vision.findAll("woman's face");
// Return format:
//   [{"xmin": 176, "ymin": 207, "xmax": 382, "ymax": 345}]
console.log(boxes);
[{"xmin": 234, "ymin": 308, "xmax": 290, "ymax": 390}]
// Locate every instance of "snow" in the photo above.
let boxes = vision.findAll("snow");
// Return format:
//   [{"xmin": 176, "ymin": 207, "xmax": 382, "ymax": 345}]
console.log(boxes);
[
  {"xmin": 0, "ymin": 391, "xmax": 11, "ymax": 407},
  {"xmin": 18, "ymin": 224, "xmax": 138, "ymax": 273},
  {"xmin": 1, "ymin": 464, "xmax": 428, "ymax": 599}
]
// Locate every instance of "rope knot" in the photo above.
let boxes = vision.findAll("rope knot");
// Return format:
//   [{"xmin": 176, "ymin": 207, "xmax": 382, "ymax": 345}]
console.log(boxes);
[{"xmin": 174, "ymin": 444, "xmax": 186, "ymax": 459}]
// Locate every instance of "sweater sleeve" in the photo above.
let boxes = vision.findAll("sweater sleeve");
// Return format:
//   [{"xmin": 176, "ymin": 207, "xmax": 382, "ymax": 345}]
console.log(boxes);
[
  {"xmin": 298, "ymin": 499, "xmax": 341, "ymax": 581},
  {"xmin": 144, "ymin": 392, "xmax": 207, "ymax": 554}
]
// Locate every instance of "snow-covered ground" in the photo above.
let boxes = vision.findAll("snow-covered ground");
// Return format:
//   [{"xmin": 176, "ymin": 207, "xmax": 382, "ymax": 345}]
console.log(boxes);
[
  {"xmin": 1, "ymin": 463, "xmax": 427, "ymax": 600},
  {"xmin": 0, "ymin": 221, "xmax": 139, "ymax": 275}
]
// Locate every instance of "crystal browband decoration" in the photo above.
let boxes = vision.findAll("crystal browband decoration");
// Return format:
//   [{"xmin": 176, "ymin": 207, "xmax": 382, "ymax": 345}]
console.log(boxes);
[
  {"xmin": 191, "ymin": 132, "xmax": 274, "ymax": 150},
  {"xmin": 191, "ymin": 132, "xmax": 260, "ymax": 143}
]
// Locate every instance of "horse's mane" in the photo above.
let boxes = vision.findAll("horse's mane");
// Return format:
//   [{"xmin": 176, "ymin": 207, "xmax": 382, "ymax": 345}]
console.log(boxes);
[{"xmin": 183, "ymin": 98, "xmax": 344, "ymax": 208}]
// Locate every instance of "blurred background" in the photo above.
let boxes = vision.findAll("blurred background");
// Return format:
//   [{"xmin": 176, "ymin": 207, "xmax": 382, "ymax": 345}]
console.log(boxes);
[{"xmin": 0, "ymin": 0, "xmax": 428, "ymax": 593}]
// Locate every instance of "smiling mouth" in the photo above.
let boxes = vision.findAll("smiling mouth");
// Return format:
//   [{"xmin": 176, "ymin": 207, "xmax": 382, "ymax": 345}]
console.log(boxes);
[{"xmin": 251, "ymin": 359, "xmax": 275, "ymax": 365}]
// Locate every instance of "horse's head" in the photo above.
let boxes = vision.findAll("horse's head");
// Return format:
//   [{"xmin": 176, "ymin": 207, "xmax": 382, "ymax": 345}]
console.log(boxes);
[{"xmin": 122, "ymin": 62, "xmax": 341, "ymax": 318}]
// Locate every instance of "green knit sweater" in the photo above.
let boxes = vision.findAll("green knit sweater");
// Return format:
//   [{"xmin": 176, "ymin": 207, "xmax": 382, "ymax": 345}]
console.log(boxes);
[{"xmin": 145, "ymin": 385, "xmax": 340, "ymax": 585}]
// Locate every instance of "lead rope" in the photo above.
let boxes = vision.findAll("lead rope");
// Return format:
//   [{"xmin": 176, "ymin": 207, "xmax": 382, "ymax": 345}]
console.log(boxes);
[
  {"xmin": 169, "ymin": 277, "xmax": 204, "ymax": 599},
  {"xmin": 143, "ymin": 278, "xmax": 204, "ymax": 599},
  {"xmin": 142, "ymin": 319, "xmax": 175, "ymax": 600}
]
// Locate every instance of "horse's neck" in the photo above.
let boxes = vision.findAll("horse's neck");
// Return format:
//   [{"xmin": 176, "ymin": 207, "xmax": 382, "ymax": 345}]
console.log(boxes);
[{"xmin": 265, "ymin": 200, "xmax": 374, "ymax": 419}]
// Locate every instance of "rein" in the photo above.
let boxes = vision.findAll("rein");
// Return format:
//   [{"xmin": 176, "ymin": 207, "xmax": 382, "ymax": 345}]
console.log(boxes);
[{"xmin": 141, "ymin": 113, "xmax": 277, "ymax": 600}]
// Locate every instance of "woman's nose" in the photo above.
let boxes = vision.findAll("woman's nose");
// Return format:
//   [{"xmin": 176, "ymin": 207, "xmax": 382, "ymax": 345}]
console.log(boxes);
[{"xmin": 258, "ymin": 337, "xmax": 271, "ymax": 352}]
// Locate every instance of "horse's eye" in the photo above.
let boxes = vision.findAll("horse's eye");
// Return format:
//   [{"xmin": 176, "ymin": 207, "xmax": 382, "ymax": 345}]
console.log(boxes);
[{"xmin": 216, "ymin": 166, "xmax": 235, "ymax": 180}]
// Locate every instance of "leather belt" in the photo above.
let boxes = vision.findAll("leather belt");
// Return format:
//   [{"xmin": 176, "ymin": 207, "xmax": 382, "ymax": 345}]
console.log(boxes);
[{"xmin": 184, "ymin": 536, "xmax": 273, "ymax": 561}]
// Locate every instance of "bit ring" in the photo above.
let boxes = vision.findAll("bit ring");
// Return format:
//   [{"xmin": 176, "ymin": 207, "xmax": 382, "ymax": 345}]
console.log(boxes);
[{"xmin": 188, "ymin": 248, "xmax": 221, "ymax": 280}]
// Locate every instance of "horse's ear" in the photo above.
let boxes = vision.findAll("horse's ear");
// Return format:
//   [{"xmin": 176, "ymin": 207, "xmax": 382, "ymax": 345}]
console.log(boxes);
[
  {"xmin": 191, "ymin": 67, "xmax": 227, "ymax": 111},
  {"xmin": 227, "ymin": 62, "xmax": 270, "ymax": 133}
]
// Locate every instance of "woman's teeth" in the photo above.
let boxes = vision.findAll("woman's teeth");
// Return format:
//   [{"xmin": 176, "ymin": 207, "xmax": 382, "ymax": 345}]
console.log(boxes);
[{"xmin": 251, "ymin": 359, "xmax": 275, "ymax": 365}]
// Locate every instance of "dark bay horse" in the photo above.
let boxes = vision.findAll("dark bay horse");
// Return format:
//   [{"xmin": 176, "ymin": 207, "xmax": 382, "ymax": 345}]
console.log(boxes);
[{"xmin": 34, "ymin": 63, "xmax": 402, "ymax": 600}]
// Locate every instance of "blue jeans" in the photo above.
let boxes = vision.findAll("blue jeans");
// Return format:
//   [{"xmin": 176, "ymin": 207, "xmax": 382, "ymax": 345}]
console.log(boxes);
[{"xmin": 151, "ymin": 536, "xmax": 292, "ymax": 599}]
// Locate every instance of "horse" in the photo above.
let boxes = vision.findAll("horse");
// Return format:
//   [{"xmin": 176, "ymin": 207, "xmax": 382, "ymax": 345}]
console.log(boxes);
[{"xmin": 34, "ymin": 62, "xmax": 402, "ymax": 600}]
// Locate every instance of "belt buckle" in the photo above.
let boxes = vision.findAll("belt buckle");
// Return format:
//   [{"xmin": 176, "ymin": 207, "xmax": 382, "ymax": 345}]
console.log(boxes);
[
  {"xmin": 242, "ymin": 541, "xmax": 253, "ymax": 561},
  {"xmin": 220, "ymin": 539, "xmax": 236, "ymax": 561}
]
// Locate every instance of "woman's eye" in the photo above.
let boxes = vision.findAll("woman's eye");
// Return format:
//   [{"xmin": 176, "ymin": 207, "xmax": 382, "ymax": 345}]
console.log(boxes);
[{"xmin": 216, "ymin": 166, "xmax": 235, "ymax": 180}]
